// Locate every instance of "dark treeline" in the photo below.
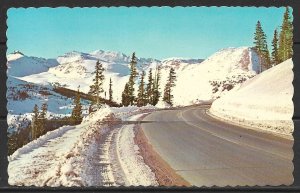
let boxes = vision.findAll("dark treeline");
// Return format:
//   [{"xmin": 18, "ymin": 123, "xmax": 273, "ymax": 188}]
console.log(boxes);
[{"xmin": 253, "ymin": 6, "xmax": 293, "ymax": 72}]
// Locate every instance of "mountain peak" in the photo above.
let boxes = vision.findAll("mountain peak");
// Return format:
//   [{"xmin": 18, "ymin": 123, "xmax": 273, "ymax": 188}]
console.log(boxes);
[{"xmin": 7, "ymin": 51, "xmax": 26, "ymax": 61}]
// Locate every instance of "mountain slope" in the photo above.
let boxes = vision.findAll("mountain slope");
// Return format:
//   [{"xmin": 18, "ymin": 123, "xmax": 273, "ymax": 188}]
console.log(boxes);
[
  {"xmin": 158, "ymin": 47, "xmax": 260, "ymax": 106},
  {"xmin": 7, "ymin": 52, "xmax": 59, "ymax": 77},
  {"xmin": 210, "ymin": 59, "xmax": 293, "ymax": 136},
  {"xmin": 7, "ymin": 76, "xmax": 90, "ymax": 134},
  {"xmin": 17, "ymin": 47, "xmax": 258, "ymax": 106}
]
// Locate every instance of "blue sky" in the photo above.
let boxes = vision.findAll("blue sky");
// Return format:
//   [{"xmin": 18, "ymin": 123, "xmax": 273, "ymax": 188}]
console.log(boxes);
[{"xmin": 7, "ymin": 7, "xmax": 287, "ymax": 59}]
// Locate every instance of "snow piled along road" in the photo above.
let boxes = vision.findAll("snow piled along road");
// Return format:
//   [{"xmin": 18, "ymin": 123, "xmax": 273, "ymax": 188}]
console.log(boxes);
[
  {"xmin": 8, "ymin": 106, "xmax": 158, "ymax": 187},
  {"xmin": 115, "ymin": 114, "xmax": 158, "ymax": 186},
  {"xmin": 210, "ymin": 59, "xmax": 293, "ymax": 137}
]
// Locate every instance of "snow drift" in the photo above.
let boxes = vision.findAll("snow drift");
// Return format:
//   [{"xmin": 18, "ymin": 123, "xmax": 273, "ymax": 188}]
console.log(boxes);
[{"xmin": 210, "ymin": 59, "xmax": 293, "ymax": 136}]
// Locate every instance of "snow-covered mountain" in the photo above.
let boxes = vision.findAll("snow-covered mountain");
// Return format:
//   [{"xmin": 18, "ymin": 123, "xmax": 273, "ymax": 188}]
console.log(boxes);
[
  {"xmin": 7, "ymin": 51, "xmax": 59, "ymax": 77},
  {"xmin": 158, "ymin": 47, "xmax": 260, "ymax": 105},
  {"xmin": 210, "ymin": 59, "xmax": 293, "ymax": 136},
  {"xmin": 15, "ymin": 47, "xmax": 259, "ymax": 106}
]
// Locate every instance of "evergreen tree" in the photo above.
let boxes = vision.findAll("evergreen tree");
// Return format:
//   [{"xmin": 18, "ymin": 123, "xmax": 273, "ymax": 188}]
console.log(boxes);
[
  {"xmin": 70, "ymin": 87, "xmax": 83, "ymax": 125},
  {"xmin": 31, "ymin": 104, "xmax": 39, "ymax": 140},
  {"xmin": 109, "ymin": 78, "xmax": 113, "ymax": 103},
  {"xmin": 127, "ymin": 52, "xmax": 138, "ymax": 105},
  {"xmin": 145, "ymin": 68, "xmax": 153, "ymax": 105},
  {"xmin": 89, "ymin": 60, "xmax": 105, "ymax": 106},
  {"xmin": 278, "ymin": 7, "xmax": 293, "ymax": 62},
  {"xmin": 152, "ymin": 65, "xmax": 161, "ymax": 106},
  {"xmin": 137, "ymin": 71, "xmax": 146, "ymax": 107},
  {"xmin": 121, "ymin": 83, "xmax": 131, "ymax": 106},
  {"xmin": 37, "ymin": 103, "xmax": 47, "ymax": 137},
  {"xmin": 254, "ymin": 21, "xmax": 271, "ymax": 71},
  {"xmin": 271, "ymin": 29, "xmax": 280, "ymax": 66},
  {"xmin": 163, "ymin": 68, "xmax": 177, "ymax": 106}
]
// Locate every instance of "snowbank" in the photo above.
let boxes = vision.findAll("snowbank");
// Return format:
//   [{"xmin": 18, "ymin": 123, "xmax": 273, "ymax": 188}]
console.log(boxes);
[
  {"xmin": 8, "ymin": 106, "xmax": 157, "ymax": 186},
  {"xmin": 8, "ymin": 125, "xmax": 75, "ymax": 162},
  {"xmin": 210, "ymin": 59, "xmax": 293, "ymax": 136},
  {"xmin": 8, "ymin": 106, "xmax": 115, "ymax": 186},
  {"xmin": 115, "ymin": 114, "xmax": 158, "ymax": 186},
  {"xmin": 155, "ymin": 100, "xmax": 171, "ymax": 109}
]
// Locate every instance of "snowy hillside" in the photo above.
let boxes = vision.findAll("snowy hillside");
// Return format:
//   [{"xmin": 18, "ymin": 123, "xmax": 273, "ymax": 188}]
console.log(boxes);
[
  {"xmin": 7, "ymin": 51, "xmax": 59, "ymax": 77},
  {"xmin": 210, "ymin": 59, "xmax": 293, "ymax": 136},
  {"xmin": 158, "ymin": 47, "xmax": 260, "ymax": 106},
  {"xmin": 17, "ymin": 47, "xmax": 258, "ymax": 106},
  {"xmin": 7, "ymin": 76, "xmax": 90, "ymax": 134}
]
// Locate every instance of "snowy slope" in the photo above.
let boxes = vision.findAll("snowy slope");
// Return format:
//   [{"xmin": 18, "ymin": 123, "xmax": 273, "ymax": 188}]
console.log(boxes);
[
  {"xmin": 18, "ymin": 47, "xmax": 258, "ymax": 106},
  {"xmin": 157, "ymin": 47, "xmax": 260, "ymax": 106},
  {"xmin": 210, "ymin": 59, "xmax": 293, "ymax": 136},
  {"xmin": 7, "ymin": 76, "xmax": 90, "ymax": 134},
  {"xmin": 7, "ymin": 52, "xmax": 59, "ymax": 77}
]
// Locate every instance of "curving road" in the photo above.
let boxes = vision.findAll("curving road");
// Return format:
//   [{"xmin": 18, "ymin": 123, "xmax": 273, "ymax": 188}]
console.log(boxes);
[{"xmin": 141, "ymin": 105, "xmax": 293, "ymax": 186}]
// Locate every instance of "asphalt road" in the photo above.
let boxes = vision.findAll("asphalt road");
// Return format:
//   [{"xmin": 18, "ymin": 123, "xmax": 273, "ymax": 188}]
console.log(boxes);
[{"xmin": 141, "ymin": 106, "xmax": 293, "ymax": 186}]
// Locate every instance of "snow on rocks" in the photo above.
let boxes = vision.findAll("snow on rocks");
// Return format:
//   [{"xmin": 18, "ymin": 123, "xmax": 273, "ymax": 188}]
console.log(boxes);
[{"xmin": 210, "ymin": 59, "xmax": 293, "ymax": 137}]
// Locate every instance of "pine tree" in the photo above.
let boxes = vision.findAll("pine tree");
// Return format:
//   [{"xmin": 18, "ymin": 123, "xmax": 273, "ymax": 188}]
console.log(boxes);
[
  {"xmin": 145, "ymin": 68, "xmax": 153, "ymax": 105},
  {"xmin": 271, "ymin": 29, "xmax": 280, "ymax": 66},
  {"xmin": 163, "ymin": 68, "xmax": 177, "ymax": 106},
  {"xmin": 89, "ymin": 60, "xmax": 105, "ymax": 106},
  {"xmin": 126, "ymin": 52, "xmax": 138, "ymax": 105},
  {"xmin": 152, "ymin": 65, "xmax": 161, "ymax": 106},
  {"xmin": 70, "ymin": 87, "xmax": 83, "ymax": 125},
  {"xmin": 37, "ymin": 103, "xmax": 47, "ymax": 137},
  {"xmin": 137, "ymin": 71, "xmax": 146, "ymax": 107},
  {"xmin": 31, "ymin": 104, "xmax": 39, "ymax": 140},
  {"xmin": 109, "ymin": 78, "xmax": 113, "ymax": 103},
  {"xmin": 121, "ymin": 83, "xmax": 130, "ymax": 106},
  {"xmin": 254, "ymin": 21, "xmax": 271, "ymax": 71},
  {"xmin": 278, "ymin": 7, "xmax": 293, "ymax": 62}
]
